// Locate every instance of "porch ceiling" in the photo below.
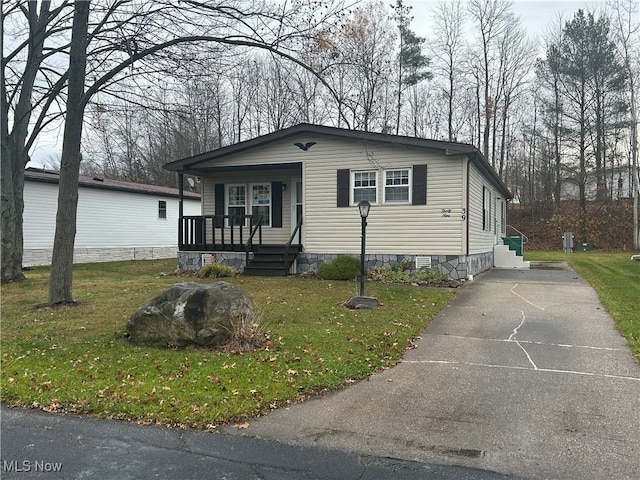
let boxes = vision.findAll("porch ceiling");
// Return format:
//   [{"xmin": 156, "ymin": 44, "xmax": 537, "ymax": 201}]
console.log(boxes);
[{"xmin": 184, "ymin": 162, "xmax": 302, "ymax": 176}]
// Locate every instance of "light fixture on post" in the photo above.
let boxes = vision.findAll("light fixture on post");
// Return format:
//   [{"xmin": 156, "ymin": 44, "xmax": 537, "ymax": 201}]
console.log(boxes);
[
  {"xmin": 358, "ymin": 200, "xmax": 371, "ymax": 297},
  {"xmin": 345, "ymin": 200, "xmax": 378, "ymax": 310}
]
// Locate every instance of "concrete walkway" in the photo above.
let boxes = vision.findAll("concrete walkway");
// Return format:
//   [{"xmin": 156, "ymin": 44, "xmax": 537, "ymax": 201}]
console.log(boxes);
[{"xmin": 220, "ymin": 262, "xmax": 640, "ymax": 479}]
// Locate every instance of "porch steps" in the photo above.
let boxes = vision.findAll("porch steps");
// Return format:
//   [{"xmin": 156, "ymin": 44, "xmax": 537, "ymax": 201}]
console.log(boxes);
[
  {"xmin": 243, "ymin": 244, "xmax": 302, "ymax": 277},
  {"xmin": 493, "ymin": 244, "xmax": 530, "ymax": 269}
]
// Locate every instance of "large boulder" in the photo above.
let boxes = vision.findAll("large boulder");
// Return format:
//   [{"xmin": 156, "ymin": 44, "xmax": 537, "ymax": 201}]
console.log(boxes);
[{"xmin": 126, "ymin": 282, "xmax": 255, "ymax": 347}]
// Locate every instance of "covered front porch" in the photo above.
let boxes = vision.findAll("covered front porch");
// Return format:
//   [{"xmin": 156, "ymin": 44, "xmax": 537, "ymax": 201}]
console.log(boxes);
[
  {"xmin": 178, "ymin": 213, "xmax": 302, "ymax": 276},
  {"xmin": 175, "ymin": 162, "xmax": 304, "ymax": 275}
]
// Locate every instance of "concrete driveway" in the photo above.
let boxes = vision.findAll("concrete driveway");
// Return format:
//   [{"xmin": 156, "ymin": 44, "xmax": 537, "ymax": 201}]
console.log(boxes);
[{"xmin": 221, "ymin": 262, "xmax": 640, "ymax": 479}]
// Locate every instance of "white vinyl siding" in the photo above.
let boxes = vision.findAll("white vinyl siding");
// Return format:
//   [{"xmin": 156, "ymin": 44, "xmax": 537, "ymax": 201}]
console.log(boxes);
[
  {"xmin": 468, "ymin": 162, "xmax": 503, "ymax": 254},
  {"xmin": 303, "ymin": 137, "xmax": 464, "ymax": 255},
  {"xmin": 23, "ymin": 180, "xmax": 200, "ymax": 250}
]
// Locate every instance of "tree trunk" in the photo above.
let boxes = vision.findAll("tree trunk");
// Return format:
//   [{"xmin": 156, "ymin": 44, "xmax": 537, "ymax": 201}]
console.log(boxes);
[
  {"xmin": 1, "ymin": 141, "xmax": 26, "ymax": 283},
  {"xmin": 1, "ymin": 0, "xmax": 51, "ymax": 283},
  {"xmin": 48, "ymin": 1, "xmax": 90, "ymax": 304}
]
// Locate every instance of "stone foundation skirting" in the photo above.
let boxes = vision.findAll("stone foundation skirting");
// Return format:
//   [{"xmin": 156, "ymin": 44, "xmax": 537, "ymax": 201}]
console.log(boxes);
[
  {"xmin": 177, "ymin": 250, "xmax": 495, "ymax": 280},
  {"xmin": 24, "ymin": 246, "xmax": 179, "ymax": 267},
  {"xmin": 177, "ymin": 251, "xmax": 246, "ymax": 272},
  {"xmin": 296, "ymin": 252, "xmax": 493, "ymax": 280}
]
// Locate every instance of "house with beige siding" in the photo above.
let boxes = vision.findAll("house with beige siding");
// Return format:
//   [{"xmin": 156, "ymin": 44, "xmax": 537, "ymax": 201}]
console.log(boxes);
[
  {"xmin": 165, "ymin": 123, "xmax": 524, "ymax": 279},
  {"xmin": 23, "ymin": 168, "xmax": 201, "ymax": 266}
]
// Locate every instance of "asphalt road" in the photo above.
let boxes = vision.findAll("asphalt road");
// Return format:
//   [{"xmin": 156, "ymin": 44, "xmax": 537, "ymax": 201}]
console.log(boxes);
[
  {"xmin": 1, "ymin": 404, "xmax": 515, "ymax": 479},
  {"xmin": 219, "ymin": 262, "xmax": 640, "ymax": 479}
]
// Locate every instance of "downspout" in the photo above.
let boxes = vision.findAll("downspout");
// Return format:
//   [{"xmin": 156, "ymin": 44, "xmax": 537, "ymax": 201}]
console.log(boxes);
[
  {"xmin": 178, "ymin": 173, "xmax": 184, "ymax": 250},
  {"xmin": 465, "ymin": 158, "xmax": 470, "ymax": 256}
]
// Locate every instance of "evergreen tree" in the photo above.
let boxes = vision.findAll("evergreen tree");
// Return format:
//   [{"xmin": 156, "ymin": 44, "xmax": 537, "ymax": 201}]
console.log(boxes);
[{"xmin": 391, "ymin": 0, "xmax": 431, "ymax": 135}]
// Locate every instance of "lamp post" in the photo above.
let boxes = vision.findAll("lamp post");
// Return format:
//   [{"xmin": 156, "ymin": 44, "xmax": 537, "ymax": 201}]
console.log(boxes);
[{"xmin": 358, "ymin": 200, "xmax": 371, "ymax": 296}]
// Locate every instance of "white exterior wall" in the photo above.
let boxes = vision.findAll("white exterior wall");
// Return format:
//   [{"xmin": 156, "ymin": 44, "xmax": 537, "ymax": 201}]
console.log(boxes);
[
  {"xmin": 23, "ymin": 180, "xmax": 200, "ymax": 265},
  {"xmin": 198, "ymin": 133, "xmax": 467, "ymax": 255},
  {"xmin": 467, "ymin": 162, "xmax": 507, "ymax": 254},
  {"xmin": 304, "ymin": 138, "xmax": 465, "ymax": 255}
]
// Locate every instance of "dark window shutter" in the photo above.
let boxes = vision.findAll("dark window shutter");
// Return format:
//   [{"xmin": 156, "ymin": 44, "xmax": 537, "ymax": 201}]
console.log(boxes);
[
  {"xmin": 412, "ymin": 164, "xmax": 427, "ymax": 205},
  {"xmin": 272, "ymin": 181, "xmax": 283, "ymax": 228},
  {"xmin": 214, "ymin": 183, "xmax": 225, "ymax": 228},
  {"xmin": 337, "ymin": 169, "xmax": 350, "ymax": 207}
]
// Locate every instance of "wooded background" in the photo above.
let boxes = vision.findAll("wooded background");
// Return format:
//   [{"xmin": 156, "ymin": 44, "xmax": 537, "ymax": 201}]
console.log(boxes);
[{"xmin": 509, "ymin": 200, "xmax": 635, "ymax": 251}]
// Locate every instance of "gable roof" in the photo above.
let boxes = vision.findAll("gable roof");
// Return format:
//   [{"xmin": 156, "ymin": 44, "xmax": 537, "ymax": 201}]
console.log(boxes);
[
  {"xmin": 164, "ymin": 123, "xmax": 511, "ymax": 199},
  {"xmin": 25, "ymin": 168, "xmax": 201, "ymax": 200}
]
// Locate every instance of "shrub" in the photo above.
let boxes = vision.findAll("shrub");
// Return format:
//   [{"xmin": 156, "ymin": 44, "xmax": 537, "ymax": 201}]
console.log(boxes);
[
  {"xmin": 369, "ymin": 262, "xmax": 451, "ymax": 285},
  {"xmin": 411, "ymin": 268, "xmax": 450, "ymax": 283},
  {"xmin": 369, "ymin": 265, "xmax": 410, "ymax": 284},
  {"xmin": 198, "ymin": 263, "xmax": 237, "ymax": 278},
  {"xmin": 316, "ymin": 256, "xmax": 361, "ymax": 281}
]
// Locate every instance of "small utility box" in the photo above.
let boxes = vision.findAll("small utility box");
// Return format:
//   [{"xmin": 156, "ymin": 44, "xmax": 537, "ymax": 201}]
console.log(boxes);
[{"xmin": 563, "ymin": 232, "xmax": 574, "ymax": 253}]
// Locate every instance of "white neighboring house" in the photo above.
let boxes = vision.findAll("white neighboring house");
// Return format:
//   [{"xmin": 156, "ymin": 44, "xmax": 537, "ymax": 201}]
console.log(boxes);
[
  {"xmin": 165, "ymin": 123, "xmax": 526, "ymax": 279},
  {"xmin": 23, "ymin": 168, "xmax": 201, "ymax": 267}
]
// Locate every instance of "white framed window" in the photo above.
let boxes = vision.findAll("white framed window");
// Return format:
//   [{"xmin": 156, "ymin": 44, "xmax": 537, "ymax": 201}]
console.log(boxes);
[
  {"xmin": 227, "ymin": 185, "xmax": 246, "ymax": 226},
  {"xmin": 352, "ymin": 170, "xmax": 377, "ymax": 204},
  {"xmin": 483, "ymin": 186, "xmax": 491, "ymax": 231},
  {"xmin": 251, "ymin": 183, "xmax": 271, "ymax": 227},
  {"xmin": 384, "ymin": 169, "xmax": 411, "ymax": 203}
]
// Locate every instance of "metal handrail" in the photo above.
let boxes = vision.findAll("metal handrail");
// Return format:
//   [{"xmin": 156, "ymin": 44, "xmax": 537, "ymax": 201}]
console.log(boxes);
[
  {"xmin": 284, "ymin": 216, "xmax": 303, "ymax": 268},
  {"xmin": 506, "ymin": 224, "xmax": 529, "ymax": 244},
  {"xmin": 245, "ymin": 215, "xmax": 263, "ymax": 264}
]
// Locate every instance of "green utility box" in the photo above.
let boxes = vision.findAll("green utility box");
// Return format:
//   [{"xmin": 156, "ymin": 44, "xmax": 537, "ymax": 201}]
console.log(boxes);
[
  {"xmin": 502, "ymin": 236, "xmax": 523, "ymax": 257},
  {"xmin": 576, "ymin": 243, "xmax": 594, "ymax": 252}
]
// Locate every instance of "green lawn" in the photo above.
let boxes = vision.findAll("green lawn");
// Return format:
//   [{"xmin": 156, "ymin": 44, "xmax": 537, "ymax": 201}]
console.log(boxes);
[
  {"xmin": 525, "ymin": 251, "xmax": 640, "ymax": 362},
  {"xmin": 1, "ymin": 260, "xmax": 454, "ymax": 428}
]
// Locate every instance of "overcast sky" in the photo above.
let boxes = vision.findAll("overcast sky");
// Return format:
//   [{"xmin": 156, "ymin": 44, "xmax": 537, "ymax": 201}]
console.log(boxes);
[{"xmin": 405, "ymin": 0, "xmax": 606, "ymax": 40}]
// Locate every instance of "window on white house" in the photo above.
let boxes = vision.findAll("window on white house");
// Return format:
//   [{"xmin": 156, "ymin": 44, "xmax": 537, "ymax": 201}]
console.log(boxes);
[
  {"xmin": 251, "ymin": 183, "xmax": 271, "ymax": 226},
  {"xmin": 483, "ymin": 186, "xmax": 491, "ymax": 231},
  {"xmin": 227, "ymin": 185, "xmax": 246, "ymax": 226},
  {"xmin": 353, "ymin": 171, "xmax": 377, "ymax": 204},
  {"xmin": 384, "ymin": 169, "xmax": 410, "ymax": 203},
  {"xmin": 158, "ymin": 200, "xmax": 167, "ymax": 219}
]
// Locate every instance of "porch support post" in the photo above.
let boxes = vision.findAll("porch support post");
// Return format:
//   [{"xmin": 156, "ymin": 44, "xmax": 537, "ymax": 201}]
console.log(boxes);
[{"xmin": 178, "ymin": 173, "xmax": 184, "ymax": 249}]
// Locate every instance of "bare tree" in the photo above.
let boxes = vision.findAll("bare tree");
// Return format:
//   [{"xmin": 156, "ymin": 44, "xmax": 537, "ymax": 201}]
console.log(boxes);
[
  {"xmin": 321, "ymin": 0, "xmax": 397, "ymax": 131},
  {"xmin": 467, "ymin": 0, "xmax": 513, "ymax": 164},
  {"xmin": 609, "ymin": 0, "xmax": 640, "ymax": 249},
  {"xmin": 429, "ymin": 0, "xmax": 466, "ymax": 142},
  {"xmin": 49, "ymin": 0, "xmax": 90, "ymax": 304},
  {"xmin": 1, "ymin": 0, "xmax": 72, "ymax": 283},
  {"xmin": 2, "ymin": 0, "xmax": 350, "ymax": 300},
  {"xmin": 494, "ymin": 22, "xmax": 535, "ymax": 177}
]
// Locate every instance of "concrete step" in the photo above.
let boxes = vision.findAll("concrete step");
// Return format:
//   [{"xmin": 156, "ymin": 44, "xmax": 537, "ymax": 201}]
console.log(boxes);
[{"xmin": 494, "ymin": 244, "xmax": 530, "ymax": 269}]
